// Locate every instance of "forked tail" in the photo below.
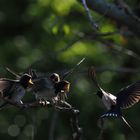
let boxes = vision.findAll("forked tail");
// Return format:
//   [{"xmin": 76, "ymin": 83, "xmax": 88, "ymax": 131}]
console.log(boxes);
[
  {"xmin": 100, "ymin": 106, "xmax": 137, "ymax": 137},
  {"xmin": 62, "ymin": 58, "xmax": 85, "ymax": 80},
  {"xmin": 6, "ymin": 67, "xmax": 20, "ymax": 78},
  {"xmin": 121, "ymin": 116, "xmax": 136, "ymax": 135}
]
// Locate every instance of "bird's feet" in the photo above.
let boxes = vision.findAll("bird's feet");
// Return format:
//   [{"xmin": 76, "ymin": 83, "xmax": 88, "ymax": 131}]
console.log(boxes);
[
  {"xmin": 57, "ymin": 92, "xmax": 68, "ymax": 101},
  {"xmin": 39, "ymin": 98, "xmax": 51, "ymax": 106}
]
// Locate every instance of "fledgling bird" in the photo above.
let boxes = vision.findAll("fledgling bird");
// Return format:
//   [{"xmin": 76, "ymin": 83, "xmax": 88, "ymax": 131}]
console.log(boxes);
[
  {"xmin": 6, "ymin": 68, "xmax": 70, "ymax": 102},
  {"xmin": 54, "ymin": 80, "xmax": 70, "ymax": 100},
  {"xmin": 30, "ymin": 72, "xmax": 70, "ymax": 102},
  {"xmin": 88, "ymin": 67, "xmax": 140, "ymax": 132},
  {"xmin": 51, "ymin": 73, "xmax": 70, "ymax": 99},
  {"xmin": 0, "ymin": 73, "xmax": 34, "ymax": 108},
  {"xmin": 6, "ymin": 58, "xmax": 84, "ymax": 103},
  {"xmin": 28, "ymin": 58, "xmax": 85, "ymax": 102}
]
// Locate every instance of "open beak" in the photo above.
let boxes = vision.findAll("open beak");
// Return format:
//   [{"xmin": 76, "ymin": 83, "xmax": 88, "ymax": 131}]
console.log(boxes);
[
  {"xmin": 64, "ymin": 82, "xmax": 70, "ymax": 92},
  {"xmin": 29, "ymin": 78, "xmax": 34, "ymax": 85}
]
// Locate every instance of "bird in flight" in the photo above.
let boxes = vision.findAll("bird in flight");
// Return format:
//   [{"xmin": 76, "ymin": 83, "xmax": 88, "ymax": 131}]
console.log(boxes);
[{"xmin": 89, "ymin": 66, "xmax": 140, "ymax": 133}]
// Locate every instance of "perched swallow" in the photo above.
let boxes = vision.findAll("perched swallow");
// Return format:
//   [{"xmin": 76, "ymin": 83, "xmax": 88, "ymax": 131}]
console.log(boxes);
[
  {"xmin": 6, "ymin": 68, "xmax": 70, "ymax": 102},
  {"xmin": 6, "ymin": 58, "xmax": 84, "ymax": 103},
  {"xmin": 0, "ymin": 73, "xmax": 33, "ymax": 108},
  {"xmin": 89, "ymin": 67, "xmax": 140, "ymax": 132},
  {"xmin": 30, "ymin": 74, "xmax": 57, "ymax": 101},
  {"xmin": 28, "ymin": 58, "xmax": 85, "ymax": 102},
  {"xmin": 54, "ymin": 80, "xmax": 70, "ymax": 100},
  {"xmin": 29, "ymin": 71, "xmax": 70, "ymax": 102}
]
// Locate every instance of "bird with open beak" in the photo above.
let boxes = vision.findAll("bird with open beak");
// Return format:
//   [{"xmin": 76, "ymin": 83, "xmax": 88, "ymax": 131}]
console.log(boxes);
[
  {"xmin": 0, "ymin": 73, "xmax": 34, "ymax": 108},
  {"xmin": 29, "ymin": 71, "xmax": 70, "ymax": 103},
  {"xmin": 30, "ymin": 58, "xmax": 85, "ymax": 103}
]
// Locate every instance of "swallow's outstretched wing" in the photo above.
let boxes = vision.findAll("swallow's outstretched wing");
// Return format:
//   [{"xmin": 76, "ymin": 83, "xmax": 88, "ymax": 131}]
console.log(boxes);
[{"xmin": 117, "ymin": 80, "xmax": 140, "ymax": 109}]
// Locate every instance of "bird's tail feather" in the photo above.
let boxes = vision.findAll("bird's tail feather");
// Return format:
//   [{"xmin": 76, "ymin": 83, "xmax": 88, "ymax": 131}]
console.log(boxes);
[
  {"xmin": 100, "ymin": 109, "xmax": 137, "ymax": 135},
  {"xmin": 6, "ymin": 67, "xmax": 20, "ymax": 78},
  {"xmin": 100, "ymin": 107, "xmax": 122, "ymax": 118},
  {"xmin": 121, "ymin": 116, "xmax": 136, "ymax": 135}
]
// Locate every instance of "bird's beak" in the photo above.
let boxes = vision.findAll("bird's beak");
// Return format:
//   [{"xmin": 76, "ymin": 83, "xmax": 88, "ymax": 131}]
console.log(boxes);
[
  {"xmin": 64, "ymin": 82, "xmax": 70, "ymax": 92},
  {"xmin": 29, "ymin": 79, "xmax": 34, "ymax": 85}
]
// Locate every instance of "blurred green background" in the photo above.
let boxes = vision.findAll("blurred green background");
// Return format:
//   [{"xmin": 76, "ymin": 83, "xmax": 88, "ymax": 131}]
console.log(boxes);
[{"xmin": 0, "ymin": 0, "xmax": 140, "ymax": 140}]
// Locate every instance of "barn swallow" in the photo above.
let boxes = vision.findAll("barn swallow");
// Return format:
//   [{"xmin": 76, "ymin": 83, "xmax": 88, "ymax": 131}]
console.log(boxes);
[
  {"xmin": 6, "ymin": 58, "xmax": 84, "ymax": 104},
  {"xmin": 88, "ymin": 67, "xmax": 140, "ymax": 133},
  {"xmin": 6, "ymin": 67, "xmax": 70, "ymax": 102},
  {"xmin": 29, "ymin": 72, "xmax": 70, "ymax": 102},
  {"xmin": 0, "ymin": 73, "xmax": 33, "ymax": 108},
  {"xmin": 28, "ymin": 58, "xmax": 85, "ymax": 102}
]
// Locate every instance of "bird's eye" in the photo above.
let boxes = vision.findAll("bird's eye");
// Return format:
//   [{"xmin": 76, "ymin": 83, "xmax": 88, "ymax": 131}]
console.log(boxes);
[
  {"xmin": 54, "ymin": 77, "xmax": 58, "ymax": 82},
  {"xmin": 50, "ymin": 73, "xmax": 60, "ymax": 83}
]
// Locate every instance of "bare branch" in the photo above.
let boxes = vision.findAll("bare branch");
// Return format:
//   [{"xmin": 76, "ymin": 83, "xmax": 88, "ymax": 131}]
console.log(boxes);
[
  {"xmin": 78, "ymin": 0, "xmax": 140, "ymax": 36},
  {"xmin": 81, "ymin": 0, "xmax": 99, "ymax": 31},
  {"xmin": 94, "ymin": 37, "xmax": 140, "ymax": 61},
  {"xmin": 114, "ymin": 0, "xmax": 140, "ymax": 23},
  {"xmin": 75, "ymin": 32, "xmax": 140, "ymax": 61},
  {"xmin": 2, "ymin": 98, "xmax": 46, "ymax": 109},
  {"xmin": 2, "ymin": 97, "xmax": 82, "ymax": 140}
]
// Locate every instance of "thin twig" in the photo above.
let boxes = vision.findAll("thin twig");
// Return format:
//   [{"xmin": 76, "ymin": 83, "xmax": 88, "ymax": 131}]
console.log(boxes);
[
  {"xmin": 95, "ymin": 37, "xmax": 140, "ymax": 61},
  {"xmin": 114, "ymin": 0, "xmax": 140, "ymax": 23},
  {"xmin": 81, "ymin": 0, "xmax": 99, "ymax": 31},
  {"xmin": 78, "ymin": 32, "xmax": 140, "ymax": 61},
  {"xmin": 62, "ymin": 58, "xmax": 85, "ymax": 80},
  {"xmin": 70, "ymin": 31, "xmax": 140, "ymax": 62},
  {"xmin": 78, "ymin": 0, "xmax": 140, "ymax": 36}
]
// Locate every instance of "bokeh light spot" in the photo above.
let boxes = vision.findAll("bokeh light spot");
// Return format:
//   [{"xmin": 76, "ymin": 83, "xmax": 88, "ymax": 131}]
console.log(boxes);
[
  {"xmin": 8, "ymin": 124, "xmax": 20, "ymax": 137},
  {"xmin": 23, "ymin": 124, "xmax": 34, "ymax": 137}
]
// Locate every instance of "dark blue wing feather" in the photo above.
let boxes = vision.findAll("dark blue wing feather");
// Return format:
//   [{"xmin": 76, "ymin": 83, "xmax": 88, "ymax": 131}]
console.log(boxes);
[{"xmin": 117, "ymin": 80, "xmax": 140, "ymax": 109}]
